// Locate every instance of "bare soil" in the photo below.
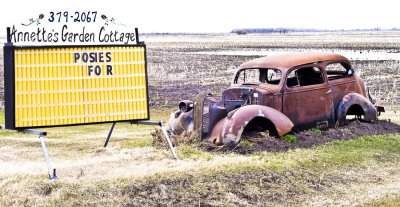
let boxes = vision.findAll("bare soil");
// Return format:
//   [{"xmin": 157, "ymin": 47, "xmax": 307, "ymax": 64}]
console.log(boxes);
[
  {"xmin": 155, "ymin": 120, "xmax": 400, "ymax": 154},
  {"xmin": 143, "ymin": 34, "xmax": 400, "ymax": 109}
]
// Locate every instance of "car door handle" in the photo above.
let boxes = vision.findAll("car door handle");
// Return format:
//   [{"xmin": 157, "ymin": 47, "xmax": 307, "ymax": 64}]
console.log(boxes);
[{"xmin": 326, "ymin": 90, "xmax": 332, "ymax": 94}]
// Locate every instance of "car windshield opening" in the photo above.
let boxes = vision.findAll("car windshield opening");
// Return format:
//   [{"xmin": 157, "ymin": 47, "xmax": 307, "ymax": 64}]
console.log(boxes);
[{"xmin": 234, "ymin": 68, "xmax": 282, "ymax": 85}]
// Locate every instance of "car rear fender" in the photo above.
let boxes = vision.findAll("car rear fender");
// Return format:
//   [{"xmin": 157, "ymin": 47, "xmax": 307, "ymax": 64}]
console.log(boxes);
[
  {"xmin": 337, "ymin": 92, "xmax": 377, "ymax": 125},
  {"xmin": 208, "ymin": 105, "xmax": 294, "ymax": 147}
]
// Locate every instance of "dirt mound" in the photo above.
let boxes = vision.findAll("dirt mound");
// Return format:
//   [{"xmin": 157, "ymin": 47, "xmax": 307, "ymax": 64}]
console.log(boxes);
[
  {"xmin": 153, "ymin": 120, "xmax": 400, "ymax": 154},
  {"xmin": 230, "ymin": 120, "xmax": 400, "ymax": 154}
]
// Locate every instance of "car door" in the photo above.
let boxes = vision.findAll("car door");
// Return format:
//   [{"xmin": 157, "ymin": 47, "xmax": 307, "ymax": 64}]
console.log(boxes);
[{"xmin": 282, "ymin": 65, "xmax": 335, "ymax": 130}]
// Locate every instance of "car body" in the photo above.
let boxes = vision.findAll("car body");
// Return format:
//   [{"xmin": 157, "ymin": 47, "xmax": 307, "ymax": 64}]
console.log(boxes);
[{"xmin": 168, "ymin": 52, "xmax": 384, "ymax": 147}]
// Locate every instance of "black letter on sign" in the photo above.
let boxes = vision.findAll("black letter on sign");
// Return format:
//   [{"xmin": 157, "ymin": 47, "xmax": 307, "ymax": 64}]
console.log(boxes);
[
  {"xmin": 95, "ymin": 65, "xmax": 101, "ymax": 76},
  {"xmin": 74, "ymin": 53, "xmax": 80, "ymax": 63},
  {"xmin": 88, "ymin": 65, "xmax": 93, "ymax": 76},
  {"xmin": 82, "ymin": 53, "xmax": 88, "ymax": 62},
  {"xmin": 106, "ymin": 52, "xmax": 111, "ymax": 62},
  {"xmin": 107, "ymin": 65, "xmax": 113, "ymax": 75},
  {"xmin": 89, "ymin": 52, "xmax": 97, "ymax": 63}
]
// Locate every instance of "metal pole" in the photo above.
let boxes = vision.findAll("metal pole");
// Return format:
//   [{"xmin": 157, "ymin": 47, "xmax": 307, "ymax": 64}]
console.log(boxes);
[
  {"xmin": 104, "ymin": 122, "xmax": 116, "ymax": 147},
  {"xmin": 160, "ymin": 122, "xmax": 178, "ymax": 160},
  {"xmin": 130, "ymin": 120, "xmax": 178, "ymax": 159},
  {"xmin": 135, "ymin": 28, "xmax": 140, "ymax": 44},
  {"xmin": 39, "ymin": 136, "xmax": 57, "ymax": 180},
  {"xmin": 6, "ymin": 27, "xmax": 11, "ymax": 43}
]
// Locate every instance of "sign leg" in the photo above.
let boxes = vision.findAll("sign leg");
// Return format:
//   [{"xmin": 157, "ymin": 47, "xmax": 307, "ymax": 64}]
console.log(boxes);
[
  {"xmin": 39, "ymin": 136, "xmax": 57, "ymax": 180},
  {"xmin": 133, "ymin": 121, "xmax": 179, "ymax": 160},
  {"xmin": 160, "ymin": 122, "xmax": 178, "ymax": 160},
  {"xmin": 104, "ymin": 122, "xmax": 116, "ymax": 147}
]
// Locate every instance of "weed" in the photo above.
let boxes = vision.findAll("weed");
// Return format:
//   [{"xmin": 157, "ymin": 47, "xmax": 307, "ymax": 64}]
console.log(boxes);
[
  {"xmin": 240, "ymin": 140, "xmax": 253, "ymax": 147},
  {"xmin": 309, "ymin": 128, "xmax": 322, "ymax": 135},
  {"xmin": 282, "ymin": 134, "xmax": 297, "ymax": 143}
]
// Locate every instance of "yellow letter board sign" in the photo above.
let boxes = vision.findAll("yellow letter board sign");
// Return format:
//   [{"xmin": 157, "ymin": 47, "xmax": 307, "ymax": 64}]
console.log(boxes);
[{"xmin": 4, "ymin": 44, "xmax": 149, "ymax": 129}]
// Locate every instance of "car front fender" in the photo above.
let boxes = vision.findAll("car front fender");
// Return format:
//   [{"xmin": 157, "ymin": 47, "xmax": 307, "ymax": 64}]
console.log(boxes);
[
  {"xmin": 337, "ymin": 92, "xmax": 377, "ymax": 125},
  {"xmin": 208, "ymin": 105, "xmax": 294, "ymax": 147}
]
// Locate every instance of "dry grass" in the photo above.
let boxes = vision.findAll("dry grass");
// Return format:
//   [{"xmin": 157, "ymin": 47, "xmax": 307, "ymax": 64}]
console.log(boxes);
[{"xmin": 1, "ymin": 131, "xmax": 400, "ymax": 206}]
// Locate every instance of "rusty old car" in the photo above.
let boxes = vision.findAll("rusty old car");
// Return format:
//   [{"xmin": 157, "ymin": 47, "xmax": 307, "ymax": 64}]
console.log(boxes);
[{"xmin": 168, "ymin": 52, "xmax": 384, "ymax": 147}]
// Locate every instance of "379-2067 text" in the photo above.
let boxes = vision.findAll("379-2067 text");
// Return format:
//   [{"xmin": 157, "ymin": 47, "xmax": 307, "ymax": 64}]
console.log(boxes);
[{"xmin": 48, "ymin": 11, "xmax": 98, "ymax": 23}]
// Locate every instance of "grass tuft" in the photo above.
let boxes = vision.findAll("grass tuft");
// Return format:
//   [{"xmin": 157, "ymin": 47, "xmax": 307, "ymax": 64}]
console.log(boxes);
[
  {"xmin": 282, "ymin": 134, "xmax": 297, "ymax": 143},
  {"xmin": 240, "ymin": 140, "xmax": 253, "ymax": 147},
  {"xmin": 308, "ymin": 128, "xmax": 322, "ymax": 135}
]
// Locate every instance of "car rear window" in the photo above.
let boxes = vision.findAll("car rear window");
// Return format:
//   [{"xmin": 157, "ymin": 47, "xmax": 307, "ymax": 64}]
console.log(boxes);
[
  {"xmin": 326, "ymin": 63, "xmax": 352, "ymax": 81},
  {"xmin": 287, "ymin": 67, "xmax": 324, "ymax": 87}
]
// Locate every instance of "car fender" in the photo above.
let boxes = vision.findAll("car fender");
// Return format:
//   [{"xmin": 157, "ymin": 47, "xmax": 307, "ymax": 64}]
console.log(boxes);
[
  {"xmin": 208, "ymin": 105, "xmax": 294, "ymax": 147},
  {"xmin": 337, "ymin": 92, "xmax": 377, "ymax": 125},
  {"xmin": 167, "ymin": 109, "xmax": 194, "ymax": 135}
]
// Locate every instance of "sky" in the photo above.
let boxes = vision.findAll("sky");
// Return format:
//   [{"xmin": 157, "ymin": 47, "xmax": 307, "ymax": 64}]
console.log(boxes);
[{"xmin": 1, "ymin": 0, "xmax": 399, "ymax": 34}]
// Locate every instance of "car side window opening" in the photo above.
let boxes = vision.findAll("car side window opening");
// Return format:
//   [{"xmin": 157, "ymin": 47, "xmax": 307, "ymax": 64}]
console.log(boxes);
[
  {"xmin": 326, "ymin": 62, "xmax": 353, "ymax": 80},
  {"xmin": 287, "ymin": 67, "xmax": 324, "ymax": 87},
  {"xmin": 235, "ymin": 68, "xmax": 282, "ymax": 85}
]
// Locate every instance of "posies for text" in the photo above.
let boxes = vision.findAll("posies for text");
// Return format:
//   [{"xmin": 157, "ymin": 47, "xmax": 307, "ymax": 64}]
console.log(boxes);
[{"xmin": 74, "ymin": 51, "xmax": 113, "ymax": 76}]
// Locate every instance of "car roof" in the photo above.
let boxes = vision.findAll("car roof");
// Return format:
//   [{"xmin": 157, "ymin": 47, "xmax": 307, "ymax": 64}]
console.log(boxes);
[{"xmin": 238, "ymin": 52, "xmax": 351, "ymax": 71}]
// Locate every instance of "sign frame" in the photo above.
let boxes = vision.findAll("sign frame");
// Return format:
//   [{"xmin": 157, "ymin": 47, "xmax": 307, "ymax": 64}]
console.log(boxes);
[{"xmin": 3, "ymin": 28, "xmax": 150, "ymax": 130}]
